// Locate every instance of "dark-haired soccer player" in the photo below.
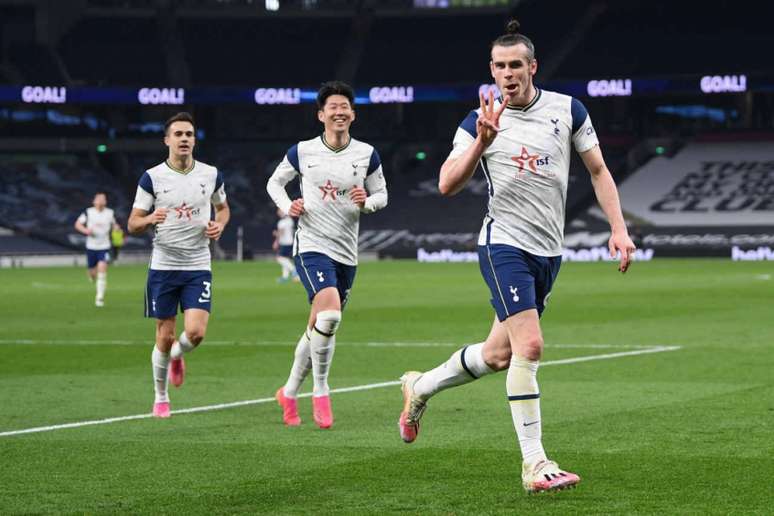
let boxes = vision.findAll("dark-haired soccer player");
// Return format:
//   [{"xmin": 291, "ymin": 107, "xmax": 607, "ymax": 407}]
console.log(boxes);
[
  {"xmin": 74, "ymin": 191, "xmax": 122, "ymax": 307},
  {"xmin": 398, "ymin": 20, "xmax": 636, "ymax": 493},
  {"xmin": 267, "ymin": 81, "xmax": 388, "ymax": 429},
  {"xmin": 128, "ymin": 112, "xmax": 230, "ymax": 418}
]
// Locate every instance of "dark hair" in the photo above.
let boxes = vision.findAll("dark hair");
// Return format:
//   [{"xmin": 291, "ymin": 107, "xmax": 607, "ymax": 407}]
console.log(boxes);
[
  {"xmin": 316, "ymin": 81, "xmax": 355, "ymax": 110},
  {"xmin": 491, "ymin": 19, "xmax": 535, "ymax": 61},
  {"xmin": 164, "ymin": 112, "xmax": 195, "ymax": 134}
]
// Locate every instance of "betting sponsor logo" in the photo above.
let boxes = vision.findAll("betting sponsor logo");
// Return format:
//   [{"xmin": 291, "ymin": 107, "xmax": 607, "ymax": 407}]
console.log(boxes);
[
  {"xmin": 138, "ymin": 88, "xmax": 185, "ymax": 105},
  {"xmin": 21, "ymin": 86, "xmax": 66, "ymax": 104},
  {"xmin": 700, "ymin": 75, "xmax": 747, "ymax": 94},
  {"xmin": 731, "ymin": 246, "xmax": 774, "ymax": 261},
  {"xmin": 417, "ymin": 248, "xmax": 478, "ymax": 263}
]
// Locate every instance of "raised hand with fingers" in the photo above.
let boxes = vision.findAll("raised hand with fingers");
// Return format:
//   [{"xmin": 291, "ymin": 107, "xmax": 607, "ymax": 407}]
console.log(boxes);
[{"xmin": 477, "ymin": 91, "xmax": 510, "ymax": 148}]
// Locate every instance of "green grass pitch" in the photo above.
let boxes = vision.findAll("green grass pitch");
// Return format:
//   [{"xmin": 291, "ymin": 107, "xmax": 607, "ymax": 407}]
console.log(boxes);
[{"xmin": 0, "ymin": 259, "xmax": 772, "ymax": 514}]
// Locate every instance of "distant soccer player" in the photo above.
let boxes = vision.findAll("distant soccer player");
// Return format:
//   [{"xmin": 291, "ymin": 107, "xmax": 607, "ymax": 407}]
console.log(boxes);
[
  {"xmin": 74, "ymin": 191, "xmax": 122, "ymax": 307},
  {"xmin": 128, "ymin": 112, "xmax": 230, "ymax": 419},
  {"xmin": 397, "ymin": 20, "xmax": 636, "ymax": 493},
  {"xmin": 267, "ymin": 81, "xmax": 388, "ymax": 429},
  {"xmin": 272, "ymin": 208, "xmax": 298, "ymax": 283}
]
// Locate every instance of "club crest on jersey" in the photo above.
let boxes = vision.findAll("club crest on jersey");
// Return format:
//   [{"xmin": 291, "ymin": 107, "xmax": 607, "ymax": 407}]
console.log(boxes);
[
  {"xmin": 510, "ymin": 146, "xmax": 551, "ymax": 175},
  {"xmin": 174, "ymin": 202, "xmax": 200, "ymax": 220}
]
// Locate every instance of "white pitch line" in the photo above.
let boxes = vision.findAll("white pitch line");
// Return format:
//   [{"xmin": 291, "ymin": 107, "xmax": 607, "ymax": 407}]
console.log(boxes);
[
  {"xmin": 0, "ymin": 339, "xmax": 672, "ymax": 350},
  {"xmin": 0, "ymin": 346, "xmax": 680, "ymax": 438}
]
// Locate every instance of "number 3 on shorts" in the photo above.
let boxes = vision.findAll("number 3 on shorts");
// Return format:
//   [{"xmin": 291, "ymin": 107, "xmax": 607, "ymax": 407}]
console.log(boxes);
[{"xmin": 198, "ymin": 280, "xmax": 212, "ymax": 303}]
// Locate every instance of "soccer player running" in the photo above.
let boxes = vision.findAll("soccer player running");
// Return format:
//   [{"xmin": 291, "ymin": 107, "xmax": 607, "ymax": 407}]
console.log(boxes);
[
  {"xmin": 267, "ymin": 81, "xmax": 388, "ymax": 429},
  {"xmin": 74, "ymin": 191, "xmax": 122, "ymax": 307},
  {"xmin": 128, "ymin": 112, "xmax": 230, "ymax": 418},
  {"xmin": 272, "ymin": 208, "xmax": 299, "ymax": 283},
  {"xmin": 398, "ymin": 20, "xmax": 636, "ymax": 493}
]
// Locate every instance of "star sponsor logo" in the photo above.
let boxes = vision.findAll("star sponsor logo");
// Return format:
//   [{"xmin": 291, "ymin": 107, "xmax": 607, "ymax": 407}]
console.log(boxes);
[
  {"xmin": 318, "ymin": 179, "xmax": 349, "ymax": 201},
  {"xmin": 510, "ymin": 146, "xmax": 552, "ymax": 176},
  {"xmin": 173, "ymin": 202, "xmax": 201, "ymax": 220}
]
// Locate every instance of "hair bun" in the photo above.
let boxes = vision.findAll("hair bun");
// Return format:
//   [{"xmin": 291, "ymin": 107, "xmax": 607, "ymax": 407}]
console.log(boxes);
[{"xmin": 505, "ymin": 18, "xmax": 521, "ymax": 34}]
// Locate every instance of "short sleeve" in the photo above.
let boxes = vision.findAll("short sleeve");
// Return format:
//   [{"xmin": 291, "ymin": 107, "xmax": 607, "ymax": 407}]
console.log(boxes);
[
  {"xmin": 571, "ymin": 98, "xmax": 599, "ymax": 153},
  {"xmin": 447, "ymin": 110, "xmax": 478, "ymax": 160},
  {"xmin": 133, "ymin": 172, "xmax": 155, "ymax": 211},
  {"xmin": 77, "ymin": 212, "xmax": 87, "ymax": 225},
  {"xmin": 367, "ymin": 149, "xmax": 381, "ymax": 176}
]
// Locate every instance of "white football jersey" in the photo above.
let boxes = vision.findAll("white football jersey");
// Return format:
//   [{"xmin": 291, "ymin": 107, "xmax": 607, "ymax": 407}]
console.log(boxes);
[
  {"xmin": 132, "ymin": 160, "xmax": 227, "ymax": 270},
  {"xmin": 276, "ymin": 216, "xmax": 295, "ymax": 246},
  {"xmin": 267, "ymin": 135, "xmax": 388, "ymax": 266},
  {"xmin": 449, "ymin": 89, "xmax": 599, "ymax": 256},
  {"xmin": 77, "ymin": 207, "xmax": 115, "ymax": 251}
]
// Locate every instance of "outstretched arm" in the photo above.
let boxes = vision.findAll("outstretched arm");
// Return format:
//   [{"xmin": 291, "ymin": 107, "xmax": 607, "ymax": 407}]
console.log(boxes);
[{"xmin": 580, "ymin": 145, "xmax": 636, "ymax": 273}]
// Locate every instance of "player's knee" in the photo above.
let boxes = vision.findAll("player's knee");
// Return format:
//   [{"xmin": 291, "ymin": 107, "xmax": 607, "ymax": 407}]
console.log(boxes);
[
  {"xmin": 521, "ymin": 336, "xmax": 543, "ymax": 361},
  {"xmin": 186, "ymin": 327, "xmax": 206, "ymax": 346},
  {"xmin": 157, "ymin": 333, "xmax": 175, "ymax": 349},
  {"xmin": 314, "ymin": 310, "xmax": 341, "ymax": 337}
]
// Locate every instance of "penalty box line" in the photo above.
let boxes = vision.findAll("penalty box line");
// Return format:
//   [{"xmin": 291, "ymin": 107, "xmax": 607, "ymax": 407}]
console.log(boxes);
[{"xmin": 0, "ymin": 345, "xmax": 681, "ymax": 438}]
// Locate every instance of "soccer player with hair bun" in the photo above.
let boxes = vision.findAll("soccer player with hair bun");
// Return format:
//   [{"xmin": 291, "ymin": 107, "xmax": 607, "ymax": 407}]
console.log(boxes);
[{"xmin": 398, "ymin": 19, "xmax": 636, "ymax": 493}]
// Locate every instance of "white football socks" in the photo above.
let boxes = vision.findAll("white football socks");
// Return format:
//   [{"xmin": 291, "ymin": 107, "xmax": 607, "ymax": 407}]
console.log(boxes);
[
  {"xmin": 310, "ymin": 310, "xmax": 341, "ymax": 397},
  {"xmin": 413, "ymin": 343, "xmax": 494, "ymax": 400},
  {"xmin": 170, "ymin": 331, "xmax": 195, "ymax": 359},
  {"xmin": 151, "ymin": 346, "xmax": 170, "ymax": 403},
  {"xmin": 277, "ymin": 257, "xmax": 296, "ymax": 279},
  {"xmin": 506, "ymin": 354, "xmax": 547, "ymax": 466},
  {"xmin": 283, "ymin": 328, "xmax": 312, "ymax": 398},
  {"xmin": 95, "ymin": 271, "xmax": 107, "ymax": 302}
]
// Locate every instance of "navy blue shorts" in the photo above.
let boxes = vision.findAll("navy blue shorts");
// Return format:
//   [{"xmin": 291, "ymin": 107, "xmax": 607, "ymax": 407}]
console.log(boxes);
[
  {"xmin": 144, "ymin": 269, "xmax": 213, "ymax": 319},
  {"xmin": 478, "ymin": 244, "xmax": 561, "ymax": 322},
  {"xmin": 278, "ymin": 244, "xmax": 293, "ymax": 258},
  {"xmin": 295, "ymin": 252, "xmax": 357, "ymax": 309},
  {"xmin": 86, "ymin": 249, "xmax": 110, "ymax": 268}
]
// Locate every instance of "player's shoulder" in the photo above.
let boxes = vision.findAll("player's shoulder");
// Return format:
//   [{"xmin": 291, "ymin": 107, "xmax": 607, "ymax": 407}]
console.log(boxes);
[
  {"xmin": 194, "ymin": 159, "xmax": 217, "ymax": 172},
  {"xmin": 194, "ymin": 160, "xmax": 219, "ymax": 178},
  {"xmin": 348, "ymin": 136, "xmax": 376, "ymax": 155},
  {"xmin": 540, "ymin": 88, "xmax": 587, "ymax": 115},
  {"xmin": 296, "ymin": 136, "xmax": 320, "ymax": 153}
]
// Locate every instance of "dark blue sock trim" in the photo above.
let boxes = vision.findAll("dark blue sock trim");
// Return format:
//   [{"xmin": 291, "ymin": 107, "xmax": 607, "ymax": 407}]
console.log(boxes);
[
  {"xmin": 460, "ymin": 346, "xmax": 478, "ymax": 379},
  {"xmin": 507, "ymin": 393, "xmax": 541, "ymax": 401}
]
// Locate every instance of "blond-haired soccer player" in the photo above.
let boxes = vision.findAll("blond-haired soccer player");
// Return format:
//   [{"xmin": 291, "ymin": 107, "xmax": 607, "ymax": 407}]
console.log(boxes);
[
  {"xmin": 74, "ymin": 191, "xmax": 122, "ymax": 307},
  {"xmin": 398, "ymin": 20, "xmax": 636, "ymax": 493},
  {"xmin": 128, "ymin": 112, "xmax": 230, "ymax": 418},
  {"xmin": 267, "ymin": 81, "xmax": 388, "ymax": 429}
]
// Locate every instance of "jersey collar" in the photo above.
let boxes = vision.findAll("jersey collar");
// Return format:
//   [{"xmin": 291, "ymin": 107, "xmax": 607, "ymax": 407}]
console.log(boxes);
[
  {"xmin": 165, "ymin": 159, "xmax": 196, "ymax": 174},
  {"xmin": 502, "ymin": 88, "xmax": 542, "ymax": 112},
  {"xmin": 320, "ymin": 134, "xmax": 351, "ymax": 153}
]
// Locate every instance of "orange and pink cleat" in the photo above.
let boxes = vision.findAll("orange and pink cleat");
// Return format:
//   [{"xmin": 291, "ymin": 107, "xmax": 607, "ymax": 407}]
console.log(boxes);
[{"xmin": 522, "ymin": 460, "xmax": 580, "ymax": 493}]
